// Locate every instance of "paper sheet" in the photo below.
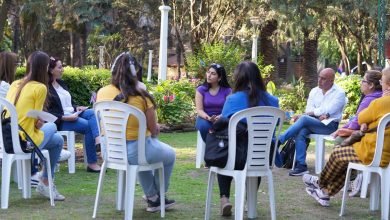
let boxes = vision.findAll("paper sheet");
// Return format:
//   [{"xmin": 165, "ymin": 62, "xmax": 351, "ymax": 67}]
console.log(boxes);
[{"xmin": 26, "ymin": 110, "xmax": 57, "ymax": 123}]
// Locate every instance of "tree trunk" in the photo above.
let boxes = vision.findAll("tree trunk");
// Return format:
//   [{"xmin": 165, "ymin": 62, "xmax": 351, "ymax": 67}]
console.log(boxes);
[
  {"xmin": 303, "ymin": 30, "xmax": 319, "ymax": 89},
  {"xmin": 12, "ymin": 14, "xmax": 20, "ymax": 54},
  {"xmin": 0, "ymin": 0, "xmax": 11, "ymax": 44},
  {"xmin": 260, "ymin": 19, "xmax": 278, "ymax": 81},
  {"xmin": 69, "ymin": 31, "xmax": 74, "ymax": 66}
]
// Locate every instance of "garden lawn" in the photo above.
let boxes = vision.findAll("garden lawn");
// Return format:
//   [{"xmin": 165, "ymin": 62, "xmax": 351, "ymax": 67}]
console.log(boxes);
[{"xmin": 0, "ymin": 131, "xmax": 382, "ymax": 220}]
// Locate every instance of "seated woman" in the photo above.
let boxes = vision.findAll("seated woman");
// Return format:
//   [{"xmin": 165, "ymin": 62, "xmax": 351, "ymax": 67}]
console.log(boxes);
[
  {"xmin": 330, "ymin": 70, "xmax": 382, "ymax": 196},
  {"xmin": 303, "ymin": 67, "xmax": 390, "ymax": 207},
  {"xmin": 6, "ymin": 51, "xmax": 65, "ymax": 200},
  {"xmin": 96, "ymin": 52, "xmax": 176, "ymax": 213},
  {"xmin": 46, "ymin": 57, "xmax": 101, "ymax": 172},
  {"xmin": 195, "ymin": 63, "xmax": 231, "ymax": 142},
  {"xmin": 0, "ymin": 51, "xmax": 17, "ymax": 98},
  {"xmin": 217, "ymin": 61, "xmax": 279, "ymax": 216}
]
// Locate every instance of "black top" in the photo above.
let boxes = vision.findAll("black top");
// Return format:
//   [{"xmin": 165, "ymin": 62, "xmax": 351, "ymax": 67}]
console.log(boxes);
[{"xmin": 47, "ymin": 79, "xmax": 77, "ymax": 128}]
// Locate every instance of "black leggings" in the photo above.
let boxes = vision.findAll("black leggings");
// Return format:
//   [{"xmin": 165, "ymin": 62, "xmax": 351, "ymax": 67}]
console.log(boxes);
[{"xmin": 217, "ymin": 175, "xmax": 261, "ymax": 198}]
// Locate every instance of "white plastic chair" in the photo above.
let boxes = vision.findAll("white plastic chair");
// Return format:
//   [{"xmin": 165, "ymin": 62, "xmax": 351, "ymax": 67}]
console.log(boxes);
[
  {"xmin": 58, "ymin": 131, "xmax": 87, "ymax": 173},
  {"xmin": 92, "ymin": 101, "xmax": 165, "ymax": 220},
  {"xmin": 0, "ymin": 98, "xmax": 54, "ymax": 209},
  {"xmin": 340, "ymin": 112, "xmax": 390, "ymax": 220},
  {"xmin": 205, "ymin": 106, "xmax": 285, "ymax": 220},
  {"xmin": 195, "ymin": 131, "xmax": 206, "ymax": 168}
]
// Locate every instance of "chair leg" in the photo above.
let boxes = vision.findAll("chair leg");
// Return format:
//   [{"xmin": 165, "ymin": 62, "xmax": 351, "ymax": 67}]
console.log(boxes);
[
  {"xmin": 339, "ymin": 167, "xmax": 352, "ymax": 216},
  {"xmin": 21, "ymin": 160, "xmax": 31, "ymax": 199},
  {"xmin": 205, "ymin": 171, "xmax": 216, "ymax": 220},
  {"xmin": 369, "ymin": 173, "xmax": 380, "ymax": 211},
  {"xmin": 116, "ymin": 170, "xmax": 126, "ymax": 211},
  {"xmin": 267, "ymin": 173, "xmax": 276, "ymax": 220},
  {"xmin": 43, "ymin": 151, "xmax": 55, "ymax": 207},
  {"xmin": 234, "ymin": 174, "xmax": 246, "ymax": 220},
  {"xmin": 92, "ymin": 162, "xmax": 107, "ymax": 218},
  {"xmin": 1, "ymin": 155, "xmax": 13, "ymax": 209},
  {"xmin": 196, "ymin": 132, "xmax": 205, "ymax": 168},
  {"xmin": 16, "ymin": 160, "xmax": 23, "ymax": 189},
  {"xmin": 292, "ymin": 150, "xmax": 296, "ymax": 171},
  {"xmin": 380, "ymin": 174, "xmax": 389, "ymax": 220},
  {"xmin": 360, "ymin": 171, "xmax": 371, "ymax": 198},
  {"xmin": 315, "ymin": 136, "xmax": 325, "ymax": 174},
  {"xmin": 125, "ymin": 166, "xmax": 137, "ymax": 220},
  {"xmin": 246, "ymin": 177, "xmax": 258, "ymax": 219},
  {"xmin": 158, "ymin": 167, "xmax": 165, "ymax": 218},
  {"xmin": 67, "ymin": 132, "xmax": 76, "ymax": 174}
]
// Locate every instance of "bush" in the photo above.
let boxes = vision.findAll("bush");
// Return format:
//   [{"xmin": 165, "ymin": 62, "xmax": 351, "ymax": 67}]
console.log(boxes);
[
  {"xmin": 275, "ymin": 78, "xmax": 308, "ymax": 114},
  {"xmin": 335, "ymin": 75, "xmax": 362, "ymax": 118},
  {"xmin": 148, "ymin": 80, "xmax": 196, "ymax": 125}
]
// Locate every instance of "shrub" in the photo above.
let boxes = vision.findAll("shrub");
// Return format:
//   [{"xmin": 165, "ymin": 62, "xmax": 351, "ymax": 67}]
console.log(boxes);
[
  {"xmin": 148, "ymin": 80, "xmax": 196, "ymax": 125},
  {"xmin": 335, "ymin": 74, "xmax": 362, "ymax": 118},
  {"xmin": 275, "ymin": 78, "xmax": 308, "ymax": 114}
]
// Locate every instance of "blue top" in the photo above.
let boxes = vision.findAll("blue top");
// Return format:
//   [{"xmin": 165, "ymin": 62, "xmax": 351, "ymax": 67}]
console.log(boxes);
[
  {"xmin": 197, "ymin": 85, "xmax": 231, "ymax": 116},
  {"xmin": 221, "ymin": 90, "xmax": 279, "ymax": 118}
]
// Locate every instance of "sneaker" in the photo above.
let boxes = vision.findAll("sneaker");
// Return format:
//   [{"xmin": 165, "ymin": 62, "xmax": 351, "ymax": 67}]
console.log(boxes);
[
  {"xmin": 305, "ymin": 187, "xmax": 330, "ymax": 207},
  {"xmin": 289, "ymin": 164, "xmax": 309, "ymax": 176},
  {"xmin": 146, "ymin": 195, "xmax": 175, "ymax": 212},
  {"xmin": 220, "ymin": 195, "xmax": 232, "ymax": 216},
  {"xmin": 31, "ymin": 173, "xmax": 40, "ymax": 188},
  {"xmin": 302, "ymin": 174, "xmax": 319, "ymax": 189},
  {"xmin": 59, "ymin": 149, "xmax": 71, "ymax": 162},
  {"xmin": 349, "ymin": 173, "xmax": 363, "ymax": 197},
  {"xmin": 36, "ymin": 182, "xmax": 65, "ymax": 201}
]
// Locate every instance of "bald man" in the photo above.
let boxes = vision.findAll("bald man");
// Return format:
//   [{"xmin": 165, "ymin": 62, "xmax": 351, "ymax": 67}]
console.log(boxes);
[{"xmin": 279, "ymin": 68, "xmax": 346, "ymax": 176}]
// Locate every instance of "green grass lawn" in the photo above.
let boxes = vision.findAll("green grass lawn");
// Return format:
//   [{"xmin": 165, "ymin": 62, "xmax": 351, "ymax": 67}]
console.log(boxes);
[{"xmin": 0, "ymin": 131, "xmax": 382, "ymax": 219}]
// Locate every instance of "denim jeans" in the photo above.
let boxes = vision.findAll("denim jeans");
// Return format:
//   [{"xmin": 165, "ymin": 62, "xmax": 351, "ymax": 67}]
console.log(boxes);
[
  {"xmin": 195, "ymin": 116, "xmax": 212, "ymax": 142},
  {"xmin": 39, "ymin": 122, "xmax": 64, "ymax": 179},
  {"xmin": 127, "ymin": 137, "xmax": 176, "ymax": 197},
  {"xmin": 279, "ymin": 115, "xmax": 338, "ymax": 166},
  {"xmin": 60, "ymin": 109, "xmax": 99, "ymax": 164}
]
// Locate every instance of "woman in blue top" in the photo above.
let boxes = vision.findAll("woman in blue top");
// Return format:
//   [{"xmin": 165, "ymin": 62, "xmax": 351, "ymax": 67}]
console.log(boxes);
[
  {"xmin": 218, "ymin": 61, "xmax": 279, "ymax": 216},
  {"xmin": 195, "ymin": 63, "xmax": 231, "ymax": 142}
]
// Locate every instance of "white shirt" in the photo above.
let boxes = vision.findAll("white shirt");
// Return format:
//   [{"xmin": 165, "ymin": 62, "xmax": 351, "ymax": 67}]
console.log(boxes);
[
  {"xmin": 305, "ymin": 84, "xmax": 346, "ymax": 125},
  {"xmin": 54, "ymin": 85, "xmax": 74, "ymax": 115},
  {"xmin": 0, "ymin": 81, "xmax": 10, "ymax": 98}
]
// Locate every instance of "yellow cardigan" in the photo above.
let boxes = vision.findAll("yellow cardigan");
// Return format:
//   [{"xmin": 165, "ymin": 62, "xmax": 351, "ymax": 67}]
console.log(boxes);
[
  {"xmin": 6, "ymin": 80, "xmax": 47, "ymax": 146},
  {"xmin": 353, "ymin": 95, "xmax": 390, "ymax": 167}
]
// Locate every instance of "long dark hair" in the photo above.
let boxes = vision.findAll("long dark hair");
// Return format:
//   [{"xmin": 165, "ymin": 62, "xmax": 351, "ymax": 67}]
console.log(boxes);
[
  {"xmin": 48, "ymin": 56, "xmax": 60, "ymax": 83},
  {"xmin": 0, "ymin": 51, "xmax": 17, "ymax": 83},
  {"xmin": 202, "ymin": 63, "xmax": 230, "ymax": 89},
  {"xmin": 14, "ymin": 51, "xmax": 50, "ymax": 105},
  {"xmin": 232, "ymin": 61, "xmax": 267, "ymax": 107},
  {"xmin": 111, "ymin": 52, "xmax": 156, "ymax": 108}
]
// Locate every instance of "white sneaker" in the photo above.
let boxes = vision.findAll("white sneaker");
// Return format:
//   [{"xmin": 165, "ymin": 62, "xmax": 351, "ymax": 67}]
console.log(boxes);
[
  {"xmin": 349, "ymin": 173, "xmax": 363, "ymax": 197},
  {"xmin": 302, "ymin": 174, "xmax": 319, "ymax": 189},
  {"xmin": 59, "ymin": 149, "xmax": 71, "ymax": 162},
  {"xmin": 36, "ymin": 182, "xmax": 65, "ymax": 201},
  {"xmin": 30, "ymin": 172, "xmax": 40, "ymax": 188}
]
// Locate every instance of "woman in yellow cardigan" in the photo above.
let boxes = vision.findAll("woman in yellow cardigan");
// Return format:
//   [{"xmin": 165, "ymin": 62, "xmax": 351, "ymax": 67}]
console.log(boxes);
[{"xmin": 302, "ymin": 67, "xmax": 390, "ymax": 207}]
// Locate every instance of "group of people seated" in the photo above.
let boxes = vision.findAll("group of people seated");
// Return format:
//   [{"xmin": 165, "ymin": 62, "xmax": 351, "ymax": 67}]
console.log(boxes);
[{"xmin": 195, "ymin": 62, "xmax": 390, "ymax": 214}]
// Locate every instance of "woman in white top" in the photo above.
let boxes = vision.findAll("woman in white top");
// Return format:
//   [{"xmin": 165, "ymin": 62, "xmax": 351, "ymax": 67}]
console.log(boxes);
[
  {"xmin": 0, "ymin": 51, "xmax": 17, "ymax": 98},
  {"xmin": 46, "ymin": 57, "xmax": 101, "ymax": 172}
]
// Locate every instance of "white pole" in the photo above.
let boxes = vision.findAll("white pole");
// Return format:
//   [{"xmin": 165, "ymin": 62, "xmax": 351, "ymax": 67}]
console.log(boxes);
[
  {"xmin": 158, "ymin": 5, "xmax": 171, "ymax": 82},
  {"xmin": 251, "ymin": 35, "xmax": 258, "ymax": 63},
  {"xmin": 147, "ymin": 50, "xmax": 153, "ymax": 82},
  {"xmin": 98, "ymin": 46, "xmax": 105, "ymax": 69}
]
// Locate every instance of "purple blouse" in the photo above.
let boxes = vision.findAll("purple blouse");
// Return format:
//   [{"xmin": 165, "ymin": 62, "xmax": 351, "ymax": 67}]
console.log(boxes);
[
  {"xmin": 343, "ymin": 90, "xmax": 382, "ymax": 130},
  {"xmin": 197, "ymin": 85, "xmax": 231, "ymax": 116}
]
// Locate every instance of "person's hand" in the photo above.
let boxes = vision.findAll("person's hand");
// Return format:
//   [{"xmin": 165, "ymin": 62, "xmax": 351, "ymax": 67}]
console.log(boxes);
[
  {"xmin": 65, "ymin": 113, "xmax": 79, "ymax": 121},
  {"xmin": 76, "ymin": 106, "xmax": 88, "ymax": 112},
  {"xmin": 35, "ymin": 119, "xmax": 44, "ymax": 129},
  {"xmin": 360, "ymin": 123, "xmax": 368, "ymax": 132},
  {"xmin": 214, "ymin": 114, "xmax": 221, "ymax": 122},
  {"xmin": 209, "ymin": 115, "xmax": 217, "ymax": 123},
  {"xmin": 291, "ymin": 114, "xmax": 300, "ymax": 123},
  {"xmin": 330, "ymin": 130, "xmax": 338, "ymax": 138},
  {"xmin": 152, "ymin": 124, "xmax": 160, "ymax": 137}
]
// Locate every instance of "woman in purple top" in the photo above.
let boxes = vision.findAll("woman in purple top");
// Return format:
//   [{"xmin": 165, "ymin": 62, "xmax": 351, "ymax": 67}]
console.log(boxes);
[{"xmin": 195, "ymin": 63, "xmax": 231, "ymax": 141}]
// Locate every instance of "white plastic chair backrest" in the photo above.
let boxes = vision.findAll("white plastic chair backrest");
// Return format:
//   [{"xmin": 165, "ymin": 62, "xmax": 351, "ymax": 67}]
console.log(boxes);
[
  {"xmin": 225, "ymin": 106, "xmax": 285, "ymax": 171},
  {"xmin": 93, "ymin": 101, "xmax": 147, "ymax": 168},
  {"xmin": 0, "ymin": 97, "xmax": 25, "ymax": 154},
  {"xmin": 368, "ymin": 112, "xmax": 390, "ymax": 167}
]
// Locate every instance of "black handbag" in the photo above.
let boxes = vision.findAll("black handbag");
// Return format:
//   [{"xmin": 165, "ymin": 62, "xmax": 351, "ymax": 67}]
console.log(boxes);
[
  {"xmin": 204, "ymin": 117, "xmax": 248, "ymax": 169},
  {"xmin": 1, "ymin": 110, "xmax": 29, "ymax": 153}
]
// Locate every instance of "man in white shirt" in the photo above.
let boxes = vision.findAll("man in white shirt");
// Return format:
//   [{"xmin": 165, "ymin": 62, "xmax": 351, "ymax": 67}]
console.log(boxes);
[{"xmin": 279, "ymin": 68, "xmax": 346, "ymax": 176}]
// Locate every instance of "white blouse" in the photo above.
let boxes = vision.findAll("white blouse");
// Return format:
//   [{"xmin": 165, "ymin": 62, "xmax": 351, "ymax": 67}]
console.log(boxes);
[{"xmin": 55, "ymin": 85, "xmax": 74, "ymax": 115}]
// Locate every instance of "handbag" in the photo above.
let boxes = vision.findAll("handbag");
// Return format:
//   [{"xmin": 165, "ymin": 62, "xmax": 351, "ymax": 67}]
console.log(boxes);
[{"xmin": 204, "ymin": 117, "xmax": 248, "ymax": 169}]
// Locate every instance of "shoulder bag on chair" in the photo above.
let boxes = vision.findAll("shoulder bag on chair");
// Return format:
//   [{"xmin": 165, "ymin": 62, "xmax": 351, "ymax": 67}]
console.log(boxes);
[{"xmin": 204, "ymin": 117, "xmax": 248, "ymax": 169}]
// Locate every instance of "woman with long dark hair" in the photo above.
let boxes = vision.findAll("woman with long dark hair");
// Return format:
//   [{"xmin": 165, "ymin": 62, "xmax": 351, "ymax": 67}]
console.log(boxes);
[
  {"xmin": 195, "ymin": 63, "xmax": 231, "ymax": 142},
  {"xmin": 217, "ymin": 61, "xmax": 279, "ymax": 216},
  {"xmin": 6, "ymin": 51, "xmax": 65, "ymax": 201},
  {"xmin": 0, "ymin": 51, "xmax": 17, "ymax": 97},
  {"xmin": 97, "ymin": 52, "xmax": 176, "ymax": 213}
]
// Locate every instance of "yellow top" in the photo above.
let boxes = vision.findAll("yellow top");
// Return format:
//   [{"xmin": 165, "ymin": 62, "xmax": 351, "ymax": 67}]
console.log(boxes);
[
  {"xmin": 96, "ymin": 84, "xmax": 153, "ymax": 140},
  {"xmin": 6, "ymin": 80, "xmax": 47, "ymax": 145},
  {"xmin": 353, "ymin": 95, "xmax": 390, "ymax": 167}
]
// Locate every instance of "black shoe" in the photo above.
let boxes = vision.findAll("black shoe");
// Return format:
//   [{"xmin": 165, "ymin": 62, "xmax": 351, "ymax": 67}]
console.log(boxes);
[
  {"xmin": 146, "ymin": 196, "xmax": 176, "ymax": 212},
  {"xmin": 87, "ymin": 166, "xmax": 101, "ymax": 173},
  {"xmin": 289, "ymin": 164, "xmax": 309, "ymax": 176},
  {"xmin": 96, "ymin": 144, "xmax": 101, "ymax": 152}
]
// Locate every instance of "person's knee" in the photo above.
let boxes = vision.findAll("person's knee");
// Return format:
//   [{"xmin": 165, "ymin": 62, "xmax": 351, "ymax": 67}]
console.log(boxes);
[
  {"xmin": 52, "ymin": 133, "xmax": 64, "ymax": 147},
  {"xmin": 44, "ymin": 122, "xmax": 58, "ymax": 132}
]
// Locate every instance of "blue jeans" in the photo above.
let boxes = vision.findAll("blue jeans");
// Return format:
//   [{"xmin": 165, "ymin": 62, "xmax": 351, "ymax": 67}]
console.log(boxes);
[
  {"xmin": 39, "ymin": 123, "xmax": 64, "ymax": 179},
  {"xmin": 279, "ymin": 115, "xmax": 338, "ymax": 166},
  {"xmin": 60, "ymin": 109, "xmax": 99, "ymax": 164},
  {"xmin": 127, "ymin": 137, "xmax": 176, "ymax": 197},
  {"xmin": 195, "ymin": 116, "xmax": 212, "ymax": 142}
]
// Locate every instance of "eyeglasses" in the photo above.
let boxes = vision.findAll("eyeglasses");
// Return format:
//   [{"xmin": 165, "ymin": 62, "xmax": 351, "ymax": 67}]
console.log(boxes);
[
  {"xmin": 50, "ymin": 57, "xmax": 56, "ymax": 61},
  {"xmin": 211, "ymin": 63, "xmax": 221, "ymax": 69}
]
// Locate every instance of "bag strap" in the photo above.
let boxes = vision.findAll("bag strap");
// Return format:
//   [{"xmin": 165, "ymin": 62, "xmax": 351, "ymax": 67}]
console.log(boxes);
[{"xmin": 18, "ymin": 124, "xmax": 47, "ymax": 169}]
